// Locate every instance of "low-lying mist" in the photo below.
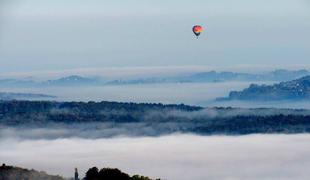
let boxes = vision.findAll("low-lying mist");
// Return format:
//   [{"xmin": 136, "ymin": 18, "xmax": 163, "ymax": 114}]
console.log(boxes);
[
  {"xmin": 3, "ymin": 81, "xmax": 310, "ymax": 109},
  {"xmin": 1, "ymin": 106, "xmax": 310, "ymax": 139},
  {"xmin": 0, "ymin": 82, "xmax": 257, "ymax": 106},
  {"xmin": 1, "ymin": 134, "xmax": 310, "ymax": 180}
]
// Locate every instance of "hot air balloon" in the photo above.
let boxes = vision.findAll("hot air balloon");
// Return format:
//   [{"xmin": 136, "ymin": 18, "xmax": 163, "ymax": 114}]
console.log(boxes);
[{"xmin": 192, "ymin": 25, "xmax": 203, "ymax": 39}]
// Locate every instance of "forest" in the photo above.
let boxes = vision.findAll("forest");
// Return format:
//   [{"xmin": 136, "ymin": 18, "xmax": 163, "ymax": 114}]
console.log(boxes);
[{"xmin": 1, "ymin": 100, "xmax": 310, "ymax": 137}]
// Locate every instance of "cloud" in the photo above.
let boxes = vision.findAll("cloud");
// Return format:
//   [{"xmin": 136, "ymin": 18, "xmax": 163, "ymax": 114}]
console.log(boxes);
[{"xmin": 1, "ymin": 134, "xmax": 310, "ymax": 180}]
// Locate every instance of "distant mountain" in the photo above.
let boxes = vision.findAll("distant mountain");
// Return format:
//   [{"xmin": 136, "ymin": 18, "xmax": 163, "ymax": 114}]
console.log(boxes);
[
  {"xmin": 44, "ymin": 75, "xmax": 103, "ymax": 86},
  {"xmin": 186, "ymin": 69, "xmax": 310, "ymax": 82},
  {"xmin": 0, "ymin": 164, "xmax": 64, "ymax": 180},
  {"xmin": 107, "ymin": 69, "xmax": 310, "ymax": 85},
  {"xmin": 0, "ymin": 75, "xmax": 105, "ymax": 87},
  {"xmin": 1, "ymin": 69, "xmax": 309, "ymax": 87},
  {"xmin": 0, "ymin": 92, "xmax": 56, "ymax": 100},
  {"xmin": 265, "ymin": 69, "xmax": 310, "ymax": 81},
  {"xmin": 218, "ymin": 75, "xmax": 310, "ymax": 101},
  {"xmin": 0, "ymin": 79, "xmax": 36, "ymax": 87},
  {"xmin": 106, "ymin": 77, "xmax": 171, "ymax": 85}
]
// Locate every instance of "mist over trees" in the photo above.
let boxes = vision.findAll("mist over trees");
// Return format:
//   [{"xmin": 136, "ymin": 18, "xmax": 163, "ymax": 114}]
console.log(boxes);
[
  {"xmin": 1, "ymin": 100, "xmax": 310, "ymax": 138},
  {"xmin": 0, "ymin": 164, "xmax": 63, "ymax": 180}
]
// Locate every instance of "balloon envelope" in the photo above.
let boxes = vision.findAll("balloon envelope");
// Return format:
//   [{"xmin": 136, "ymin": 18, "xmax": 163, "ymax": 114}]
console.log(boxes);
[{"xmin": 193, "ymin": 25, "xmax": 203, "ymax": 37}]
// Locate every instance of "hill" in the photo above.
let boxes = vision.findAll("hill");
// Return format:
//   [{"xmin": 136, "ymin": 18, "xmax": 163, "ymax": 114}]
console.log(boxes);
[
  {"xmin": 218, "ymin": 76, "xmax": 310, "ymax": 101},
  {"xmin": 0, "ymin": 164, "xmax": 63, "ymax": 180}
]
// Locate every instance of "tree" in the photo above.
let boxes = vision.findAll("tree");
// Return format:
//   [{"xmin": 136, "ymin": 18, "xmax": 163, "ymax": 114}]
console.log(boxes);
[
  {"xmin": 85, "ymin": 167, "xmax": 99, "ymax": 180},
  {"xmin": 98, "ymin": 168, "xmax": 131, "ymax": 180},
  {"xmin": 132, "ymin": 175, "xmax": 153, "ymax": 180}
]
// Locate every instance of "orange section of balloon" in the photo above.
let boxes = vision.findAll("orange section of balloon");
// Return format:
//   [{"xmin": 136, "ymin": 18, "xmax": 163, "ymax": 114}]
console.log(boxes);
[{"xmin": 193, "ymin": 25, "xmax": 203, "ymax": 38}]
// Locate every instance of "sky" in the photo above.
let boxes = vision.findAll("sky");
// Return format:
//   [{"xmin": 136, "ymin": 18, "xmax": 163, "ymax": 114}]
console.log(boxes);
[{"xmin": 0, "ymin": 0, "xmax": 309, "ymax": 73}]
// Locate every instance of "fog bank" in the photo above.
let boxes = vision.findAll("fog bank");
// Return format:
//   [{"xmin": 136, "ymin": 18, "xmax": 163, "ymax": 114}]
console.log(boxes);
[{"xmin": 1, "ymin": 134, "xmax": 310, "ymax": 180}]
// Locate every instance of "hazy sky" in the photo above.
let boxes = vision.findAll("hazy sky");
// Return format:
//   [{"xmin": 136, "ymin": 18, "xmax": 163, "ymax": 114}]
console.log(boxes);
[{"xmin": 0, "ymin": 0, "xmax": 309, "ymax": 73}]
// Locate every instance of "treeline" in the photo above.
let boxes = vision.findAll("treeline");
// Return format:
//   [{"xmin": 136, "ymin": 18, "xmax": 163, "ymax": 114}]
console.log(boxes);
[
  {"xmin": 0, "ymin": 100, "xmax": 200, "ymax": 125},
  {"xmin": 84, "ymin": 167, "xmax": 160, "ymax": 180},
  {"xmin": 1, "ymin": 100, "xmax": 310, "ymax": 136},
  {"xmin": 194, "ymin": 114, "xmax": 310, "ymax": 135}
]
